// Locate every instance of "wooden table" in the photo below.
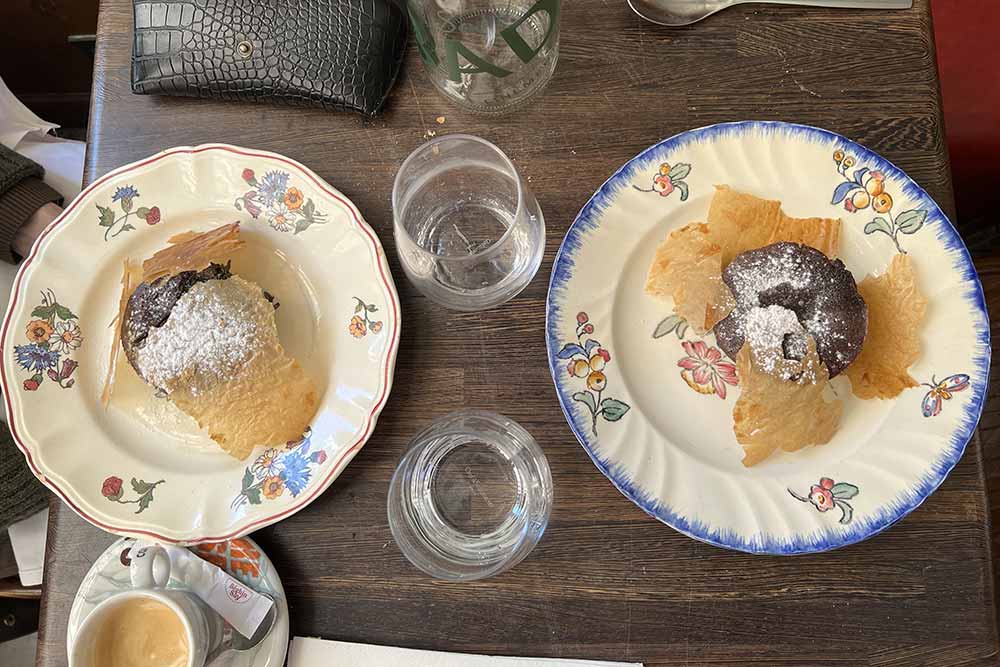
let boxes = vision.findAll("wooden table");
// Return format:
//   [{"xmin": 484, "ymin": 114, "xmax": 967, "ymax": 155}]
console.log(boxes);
[{"xmin": 35, "ymin": 0, "xmax": 999, "ymax": 664}]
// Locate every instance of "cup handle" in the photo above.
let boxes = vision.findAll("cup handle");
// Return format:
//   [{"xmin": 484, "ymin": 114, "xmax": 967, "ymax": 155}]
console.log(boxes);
[{"xmin": 129, "ymin": 544, "xmax": 171, "ymax": 589}]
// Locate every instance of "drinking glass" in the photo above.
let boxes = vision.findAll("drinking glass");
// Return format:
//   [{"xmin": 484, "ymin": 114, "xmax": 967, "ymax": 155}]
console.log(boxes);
[
  {"xmin": 387, "ymin": 410, "xmax": 553, "ymax": 581},
  {"xmin": 407, "ymin": 0, "xmax": 561, "ymax": 113},
  {"xmin": 392, "ymin": 134, "xmax": 546, "ymax": 311}
]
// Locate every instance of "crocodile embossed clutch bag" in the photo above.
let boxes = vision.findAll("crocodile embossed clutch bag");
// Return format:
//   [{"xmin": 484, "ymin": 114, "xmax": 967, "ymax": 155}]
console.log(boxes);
[{"xmin": 131, "ymin": 0, "xmax": 408, "ymax": 116}]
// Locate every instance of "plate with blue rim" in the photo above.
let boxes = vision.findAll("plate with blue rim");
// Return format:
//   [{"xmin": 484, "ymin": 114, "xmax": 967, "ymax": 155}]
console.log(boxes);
[{"xmin": 545, "ymin": 121, "xmax": 989, "ymax": 555}]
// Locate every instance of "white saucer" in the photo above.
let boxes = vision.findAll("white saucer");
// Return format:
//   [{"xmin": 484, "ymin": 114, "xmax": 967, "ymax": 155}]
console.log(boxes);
[{"xmin": 67, "ymin": 536, "xmax": 288, "ymax": 666}]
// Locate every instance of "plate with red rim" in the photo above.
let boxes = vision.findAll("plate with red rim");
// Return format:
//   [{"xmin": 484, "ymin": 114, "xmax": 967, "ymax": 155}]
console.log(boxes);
[
  {"xmin": 1, "ymin": 144, "xmax": 400, "ymax": 545},
  {"xmin": 546, "ymin": 121, "xmax": 990, "ymax": 554}
]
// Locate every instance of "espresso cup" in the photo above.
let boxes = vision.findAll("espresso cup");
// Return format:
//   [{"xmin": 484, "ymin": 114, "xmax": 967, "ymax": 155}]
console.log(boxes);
[{"xmin": 69, "ymin": 545, "xmax": 215, "ymax": 667}]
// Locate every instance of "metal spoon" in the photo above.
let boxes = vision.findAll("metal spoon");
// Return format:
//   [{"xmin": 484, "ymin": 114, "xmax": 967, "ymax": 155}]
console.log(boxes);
[
  {"xmin": 628, "ymin": 0, "xmax": 912, "ymax": 27},
  {"xmin": 205, "ymin": 595, "xmax": 278, "ymax": 665}
]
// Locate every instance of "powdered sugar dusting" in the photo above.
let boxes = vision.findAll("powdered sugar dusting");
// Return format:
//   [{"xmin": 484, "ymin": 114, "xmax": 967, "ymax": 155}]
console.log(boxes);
[
  {"xmin": 135, "ymin": 276, "xmax": 279, "ymax": 395},
  {"xmin": 744, "ymin": 305, "xmax": 810, "ymax": 380}
]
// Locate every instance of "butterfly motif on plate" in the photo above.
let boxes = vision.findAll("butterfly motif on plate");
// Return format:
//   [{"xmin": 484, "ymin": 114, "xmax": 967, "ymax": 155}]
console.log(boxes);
[{"xmin": 920, "ymin": 374, "xmax": 970, "ymax": 418}]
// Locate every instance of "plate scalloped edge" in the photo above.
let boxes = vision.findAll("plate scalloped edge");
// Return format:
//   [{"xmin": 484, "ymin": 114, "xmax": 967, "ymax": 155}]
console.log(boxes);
[
  {"xmin": 545, "ymin": 121, "xmax": 990, "ymax": 555},
  {"xmin": 0, "ymin": 143, "xmax": 401, "ymax": 544}
]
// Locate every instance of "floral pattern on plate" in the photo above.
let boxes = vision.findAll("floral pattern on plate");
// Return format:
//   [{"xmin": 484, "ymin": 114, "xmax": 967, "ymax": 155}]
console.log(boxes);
[
  {"xmin": 98, "ymin": 185, "xmax": 161, "ymax": 241},
  {"xmin": 349, "ymin": 297, "xmax": 383, "ymax": 338},
  {"xmin": 14, "ymin": 290, "xmax": 81, "ymax": 391},
  {"xmin": 652, "ymin": 314, "xmax": 738, "ymax": 400},
  {"xmin": 233, "ymin": 428, "xmax": 329, "ymax": 509},
  {"xmin": 789, "ymin": 477, "xmax": 859, "ymax": 525},
  {"xmin": 633, "ymin": 162, "xmax": 692, "ymax": 201},
  {"xmin": 234, "ymin": 168, "xmax": 327, "ymax": 234},
  {"xmin": 830, "ymin": 150, "xmax": 927, "ymax": 254},
  {"xmin": 558, "ymin": 312, "xmax": 630, "ymax": 435},
  {"xmin": 101, "ymin": 476, "xmax": 165, "ymax": 514}
]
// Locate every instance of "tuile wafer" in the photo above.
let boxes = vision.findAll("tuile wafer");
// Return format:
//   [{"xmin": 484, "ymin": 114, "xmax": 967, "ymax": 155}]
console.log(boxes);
[
  {"xmin": 845, "ymin": 253, "xmax": 926, "ymax": 399},
  {"xmin": 733, "ymin": 340, "xmax": 842, "ymax": 467},
  {"xmin": 706, "ymin": 185, "xmax": 784, "ymax": 267},
  {"xmin": 645, "ymin": 223, "xmax": 732, "ymax": 333},
  {"xmin": 141, "ymin": 222, "xmax": 244, "ymax": 283},
  {"xmin": 768, "ymin": 213, "xmax": 841, "ymax": 258}
]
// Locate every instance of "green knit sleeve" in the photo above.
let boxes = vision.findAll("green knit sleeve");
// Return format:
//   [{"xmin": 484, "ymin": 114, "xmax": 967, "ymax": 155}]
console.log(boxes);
[{"xmin": 0, "ymin": 145, "xmax": 63, "ymax": 263}]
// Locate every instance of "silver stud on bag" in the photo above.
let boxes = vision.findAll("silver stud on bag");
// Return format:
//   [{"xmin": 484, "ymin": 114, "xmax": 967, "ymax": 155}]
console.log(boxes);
[{"xmin": 236, "ymin": 40, "xmax": 253, "ymax": 59}]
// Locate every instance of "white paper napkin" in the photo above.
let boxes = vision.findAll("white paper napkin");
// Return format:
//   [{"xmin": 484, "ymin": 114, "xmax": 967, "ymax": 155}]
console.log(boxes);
[
  {"xmin": 288, "ymin": 637, "xmax": 643, "ymax": 667},
  {"xmin": 0, "ymin": 77, "xmax": 58, "ymax": 150},
  {"xmin": 7, "ymin": 507, "xmax": 48, "ymax": 586}
]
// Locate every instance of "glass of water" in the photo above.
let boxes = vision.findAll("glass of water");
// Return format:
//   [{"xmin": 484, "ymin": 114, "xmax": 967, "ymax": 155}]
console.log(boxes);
[
  {"xmin": 387, "ymin": 410, "xmax": 553, "ymax": 581},
  {"xmin": 392, "ymin": 134, "xmax": 545, "ymax": 311},
  {"xmin": 407, "ymin": 0, "xmax": 561, "ymax": 114}
]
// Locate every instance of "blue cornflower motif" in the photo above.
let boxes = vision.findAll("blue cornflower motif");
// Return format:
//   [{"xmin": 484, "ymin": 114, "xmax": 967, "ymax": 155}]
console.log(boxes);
[
  {"xmin": 257, "ymin": 171, "xmax": 289, "ymax": 206},
  {"xmin": 14, "ymin": 344, "xmax": 60, "ymax": 372},
  {"xmin": 111, "ymin": 185, "xmax": 139, "ymax": 202},
  {"xmin": 278, "ymin": 451, "xmax": 312, "ymax": 497}
]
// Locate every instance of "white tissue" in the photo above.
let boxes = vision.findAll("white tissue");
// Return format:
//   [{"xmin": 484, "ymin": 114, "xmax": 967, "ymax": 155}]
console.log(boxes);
[{"xmin": 288, "ymin": 637, "xmax": 644, "ymax": 666}]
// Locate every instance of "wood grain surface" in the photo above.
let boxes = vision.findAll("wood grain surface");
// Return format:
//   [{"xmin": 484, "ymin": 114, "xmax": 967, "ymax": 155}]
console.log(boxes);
[{"xmin": 35, "ymin": 0, "xmax": 999, "ymax": 665}]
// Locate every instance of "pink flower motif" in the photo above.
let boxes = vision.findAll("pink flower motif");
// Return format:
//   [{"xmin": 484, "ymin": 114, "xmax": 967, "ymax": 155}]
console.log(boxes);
[
  {"xmin": 809, "ymin": 485, "xmax": 835, "ymax": 512},
  {"xmin": 241, "ymin": 191, "xmax": 262, "ymax": 219},
  {"xmin": 653, "ymin": 175, "xmax": 674, "ymax": 197},
  {"xmin": 790, "ymin": 477, "xmax": 858, "ymax": 524},
  {"xmin": 596, "ymin": 348, "xmax": 611, "ymax": 363},
  {"xmin": 677, "ymin": 340, "xmax": 739, "ymax": 399},
  {"xmin": 60, "ymin": 358, "xmax": 78, "ymax": 380},
  {"xmin": 576, "ymin": 312, "xmax": 589, "ymax": 324}
]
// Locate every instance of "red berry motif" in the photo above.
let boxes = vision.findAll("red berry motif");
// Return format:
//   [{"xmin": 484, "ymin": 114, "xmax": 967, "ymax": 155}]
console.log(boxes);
[
  {"xmin": 102, "ymin": 476, "xmax": 123, "ymax": 499},
  {"xmin": 577, "ymin": 312, "xmax": 589, "ymax": 324}
]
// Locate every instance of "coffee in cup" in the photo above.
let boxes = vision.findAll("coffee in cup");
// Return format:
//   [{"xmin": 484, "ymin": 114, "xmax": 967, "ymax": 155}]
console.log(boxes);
[
  {"xmin": 80, "ymin": 594, "xmax": 191, "ymax": 667},
  {"xmin": 69, "ymin": 546, "xmax": 213, "ymax": 667}
]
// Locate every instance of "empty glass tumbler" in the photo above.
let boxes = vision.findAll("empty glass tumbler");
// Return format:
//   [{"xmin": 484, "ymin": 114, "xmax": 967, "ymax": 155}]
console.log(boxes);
[
  {"xmin": 407, "ymin": 0, "xmax": 561, "ymax": 113},
  {"xmin": 392, "ymin": 134, "xmax": 546, "ymax": 311},
  {"xmin": 387, "ymin": 410, "xmax": 553, "ymax": 581}
]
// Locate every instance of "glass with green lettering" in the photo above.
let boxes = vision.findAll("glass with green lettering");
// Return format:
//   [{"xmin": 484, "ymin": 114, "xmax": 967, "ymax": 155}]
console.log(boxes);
[{"xmin": 408, "ymin": 0, "xmax": 561, "ymax": 114}]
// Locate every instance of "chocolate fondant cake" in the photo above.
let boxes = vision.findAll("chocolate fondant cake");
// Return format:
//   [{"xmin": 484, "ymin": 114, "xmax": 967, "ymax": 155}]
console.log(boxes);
[{"xmin": 714, "ymin": 242, "xmax": 867, "ymax": 378}]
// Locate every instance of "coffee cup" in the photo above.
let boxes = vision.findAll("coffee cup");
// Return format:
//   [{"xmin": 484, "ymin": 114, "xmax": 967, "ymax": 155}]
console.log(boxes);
[{"xmin": 69, "ymin": 545, "xmax": 217, "ymax": 667}]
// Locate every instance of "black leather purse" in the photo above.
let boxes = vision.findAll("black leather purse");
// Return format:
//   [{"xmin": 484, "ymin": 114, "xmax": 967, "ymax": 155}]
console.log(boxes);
[{"xmin": 131, "ymin": 0, "xmax": 408, "ymax": 116}]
